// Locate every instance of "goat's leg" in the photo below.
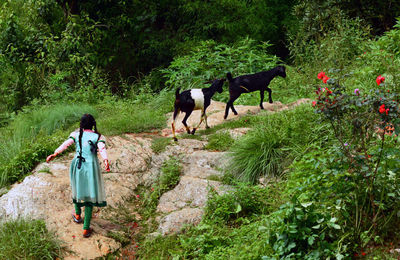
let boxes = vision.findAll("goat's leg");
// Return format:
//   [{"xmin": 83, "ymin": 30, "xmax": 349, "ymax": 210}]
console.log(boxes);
[
  {"xmin": 266, "ymin": 87, "xmax": 273, "ymax": 103},
  {"xmin": 259, "ymin": 90, "xmax": 265, "ymax": 109},
  {"xmin": 182, "ymin": 111, "xmax": 193, "ymax": 134},
  {"xmin": 204, "ymin": 111, "xmax": 210, "ymax": 129},
  {"xmin": 191, "ymin": 110, "xmax": 204, "ymax": 135},
  {"xmin": 224, "ymin": 93, "xmax": 240, "ymax": 119},
  {"xmin": 172, "ymin": 108, "xmax": 180, "ymax": 141}
]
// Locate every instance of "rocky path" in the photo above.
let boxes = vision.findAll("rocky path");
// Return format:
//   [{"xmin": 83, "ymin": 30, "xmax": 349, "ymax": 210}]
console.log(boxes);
[{"xmin": 0, "ymin": 99, "xmax": 309, "ymax": 259}]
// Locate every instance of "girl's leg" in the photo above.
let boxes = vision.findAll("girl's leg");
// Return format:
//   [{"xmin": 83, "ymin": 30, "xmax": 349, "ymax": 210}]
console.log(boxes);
[
  {"xmin": 83, "ymin": 205, "xmax": 93, "ymax": 230},
  {"xmin": 72, "ymin": 203, "xmax": 82, "ymax": 223},
  {"xmin": 74, "ymin": 203, "xmax": 82, "ymax": 215}
]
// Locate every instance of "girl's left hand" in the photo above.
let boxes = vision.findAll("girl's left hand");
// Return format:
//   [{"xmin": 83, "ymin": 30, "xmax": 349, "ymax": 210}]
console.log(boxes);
[{"xmin": 46, "ymin": 153, "xmax": 58, "ymax": 163}]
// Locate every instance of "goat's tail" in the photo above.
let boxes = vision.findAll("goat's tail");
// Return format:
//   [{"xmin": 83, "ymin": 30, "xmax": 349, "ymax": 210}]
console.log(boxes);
[{"xmin": 226, "ymin": 72, "xmax": 233, "ymax": 82}]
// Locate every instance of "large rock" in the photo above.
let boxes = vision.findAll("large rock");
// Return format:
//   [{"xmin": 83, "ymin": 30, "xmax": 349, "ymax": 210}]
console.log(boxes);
[{"xmin": 158, "ymin": 208, "xmax": 204, "ymax": 235}]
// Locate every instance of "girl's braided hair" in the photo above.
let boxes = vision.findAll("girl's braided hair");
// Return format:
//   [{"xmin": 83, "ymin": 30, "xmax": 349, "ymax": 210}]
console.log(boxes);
[{"xmin": 78, "ymin": 114, "xmax": 100, "ymax": 152}]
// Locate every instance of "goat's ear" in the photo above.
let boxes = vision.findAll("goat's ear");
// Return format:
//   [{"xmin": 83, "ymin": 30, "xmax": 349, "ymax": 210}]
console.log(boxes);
[{"xmin": 203, "ymin": 80, "xmax": 213, "ymax": 84}]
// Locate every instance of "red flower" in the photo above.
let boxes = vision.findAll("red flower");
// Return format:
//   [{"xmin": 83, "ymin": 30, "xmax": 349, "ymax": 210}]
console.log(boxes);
[
  {"xmin": 136, "ymin": 194, "xmax": 140, "ymax": 198},
  {"xmin": 379, "ymin": 104, "xmax": 385, "ymax": 114},
  {"xmin": 312, "ymin": 101, "xmax": 317, "ymax": 107},
  {"xmin": 322, "ymin": 76, "xmax": 330, "ymax": 84},
  {"xmin": 325, "ymin": 88, "xmax": 332, "ymax": 95},
  {"xmin": 317, "ymin": 71, "xmax": 326, "ymax": 79},
  {"xmin": 361, "ymin": 251, "xmax": 366, "ymax": 256},
  {"xmin": 386, "ymin": 108, "xmax": 389, "ymax": 115},
  {"xmin": 376, "ymin": 75, "xmax": 385, "ymax": 86}
]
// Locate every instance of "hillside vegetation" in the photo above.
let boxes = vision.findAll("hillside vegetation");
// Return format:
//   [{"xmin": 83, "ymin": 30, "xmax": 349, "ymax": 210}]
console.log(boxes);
[{"xmin": 1, "ymin": 0, "xmax": 400, "ymax": 258}]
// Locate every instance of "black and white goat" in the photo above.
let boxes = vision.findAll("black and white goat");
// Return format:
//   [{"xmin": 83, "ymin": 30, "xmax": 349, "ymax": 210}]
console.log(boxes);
[
  {"xmin": 224, "ymin": 66, "xmax": 286, "ymax": 119},
  {"xmin": 172, "ymin": 79, "xmax": 225, "ymax": 141}
]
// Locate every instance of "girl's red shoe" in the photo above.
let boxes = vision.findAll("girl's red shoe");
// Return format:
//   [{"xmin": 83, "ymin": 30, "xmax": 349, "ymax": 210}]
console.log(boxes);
[
  {"xmin": 72, "ymin": 213, "xmax": 83, "ymax": 224},
  {"xmin": 83, "ymin": 228, "xmax": 93, "ymax": 238}
]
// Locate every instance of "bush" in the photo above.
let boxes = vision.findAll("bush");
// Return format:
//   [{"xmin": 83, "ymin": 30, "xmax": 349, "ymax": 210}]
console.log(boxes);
[
  {"xmin": 0, "ymin": 218, "xmax": 64, "ymax": 259},
  {"xmin": 263, "ymin": 198, "xmax": 346, "ymax": 259},
  {"xmin": 308, "ymin": 70, "xmax": 400, "ymax": 249}
]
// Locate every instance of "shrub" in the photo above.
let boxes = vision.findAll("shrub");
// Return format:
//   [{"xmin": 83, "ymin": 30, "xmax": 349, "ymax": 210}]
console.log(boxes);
[
  {"xmin": 310, "ymin": 70, "xmax": 400, "ymax": 249},
  {"xmin": 263, "ymin": 198, "xmax": 346, "ymax": 259}
]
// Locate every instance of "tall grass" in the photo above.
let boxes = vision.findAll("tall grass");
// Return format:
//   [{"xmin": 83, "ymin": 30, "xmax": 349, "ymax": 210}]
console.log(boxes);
[
  {"xmin": 227, "ymin": 105, "xmax": 331, "ymax": 183},
  {"xmin": 0, "ymin": 104, "xmax": 96, "ymax": 188},
  {"xmin": 0, "ymin": 218, "xmax": 64, "ymax": 259},
  {"xmin": 0, "ymin": 104, "xmax": 96, "ymax": 162}
]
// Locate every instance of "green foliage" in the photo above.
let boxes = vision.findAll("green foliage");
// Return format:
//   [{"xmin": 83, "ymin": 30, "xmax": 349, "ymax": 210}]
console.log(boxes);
[
  {"xmin": 228, "ymin": 105, "xmax": 330, "ymax": 183},
  {"xmin": 162, "ymin": 38, "xmax": 279, "ymax": 96},
  {"xmin": 0, "ymin": 218, "xmax": 64, "ymax": 259},
  {"xmin": 204, "ymin": 131, "xmax": 235, "ymax": 151},
  {"xmin": 289, "ymin": 5, "xmax": 370, "ymax": 68},
  {"xmin": 263, "ymin": 198, "xmax": 346, "ymax": 259}
]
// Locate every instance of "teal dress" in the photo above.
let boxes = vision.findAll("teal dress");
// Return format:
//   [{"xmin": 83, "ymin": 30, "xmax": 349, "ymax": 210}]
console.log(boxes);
[{"xmin": 69, "ymin": 131, "xmax": 107, "ymax": 207}]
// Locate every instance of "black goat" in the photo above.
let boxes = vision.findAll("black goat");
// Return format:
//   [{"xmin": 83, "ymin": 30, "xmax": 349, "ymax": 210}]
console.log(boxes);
[
  {"xmin": 224, "ymin": 66, "xmax": 286, "ymax": 119},
  {"xmin": 172, "ymin": 79, "xmax": 225, "ymax": 141}
]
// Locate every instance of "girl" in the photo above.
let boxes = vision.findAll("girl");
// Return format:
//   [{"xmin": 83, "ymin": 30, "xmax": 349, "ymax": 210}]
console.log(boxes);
[{"xmin": 46, "ymin": 114, "xmax": 110, "ymax": 238}]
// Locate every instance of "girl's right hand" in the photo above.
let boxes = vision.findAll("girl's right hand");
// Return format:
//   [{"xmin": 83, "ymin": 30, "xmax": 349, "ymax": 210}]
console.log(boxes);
[
  {"xmin": 46, "ymin": 153, "xmax": 57, "ymax": 163},
  {"xmin": 104, "ymin": 159, "xmax": 110, "ymax": 172}
]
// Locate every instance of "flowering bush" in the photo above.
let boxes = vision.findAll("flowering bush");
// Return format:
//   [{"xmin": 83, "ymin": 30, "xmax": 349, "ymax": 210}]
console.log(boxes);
[{"xmin": 312, "ymin": 70, "xmax": 400, "ymax": 248}]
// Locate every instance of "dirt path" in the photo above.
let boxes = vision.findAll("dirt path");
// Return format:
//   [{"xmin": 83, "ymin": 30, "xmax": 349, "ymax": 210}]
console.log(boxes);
[{"xmin": 0, "ymin": 98, "xmax": 310, "ymax": 259}]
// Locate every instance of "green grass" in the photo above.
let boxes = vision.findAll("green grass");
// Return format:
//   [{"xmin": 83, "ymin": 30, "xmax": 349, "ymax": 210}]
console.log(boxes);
[
  {"xmin": 204, "ymin": 131, "xmax": 235, "ymax": 151},
  {"xmin": 227, "ymin": 104, "xmax": 331, "ymax": 183},
  {"xmin": 97, "ymin": 101, "xmax": 167, "ymax": 135},
  {"xmin": 0, "ymin": 104, "xmax": 95, "ymax": 188},
  {"xmin": 140, "ymin": 156, "xmax": 183, "ymax": 218},
  {"xmin": 151, "ymin": 137, "xmax": 171, "ymax": 154},
  {"xmin": 0, "ymin": 103, "xmax": 96, "ymax": 163},
  {"xmin": 0, "ymin": 218, "xmax": 64, "ymax": 259}
]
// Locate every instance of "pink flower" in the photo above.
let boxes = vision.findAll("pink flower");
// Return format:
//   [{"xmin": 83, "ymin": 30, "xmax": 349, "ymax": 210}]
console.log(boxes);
[
  {"xmin": 317, "ymin": 71, "xmax": 326, "ymax": 79},
  {"xmin": 136, "ymin": 194, "xmax": 140, "ymax": 198},
  {"xmin": 376, "ymin": 75, "xmax": 385, "ymax": 86},
  {"xmin": 322, "ymin": 76, "xmax": 330, "ymax": 84},
  {"xmin": 312, "ymin": 101, "xmax": 317, "ymax": 107},
  {"xmin": 354, "ymin": 89, "xmax": 360, "ymax": 95}
]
